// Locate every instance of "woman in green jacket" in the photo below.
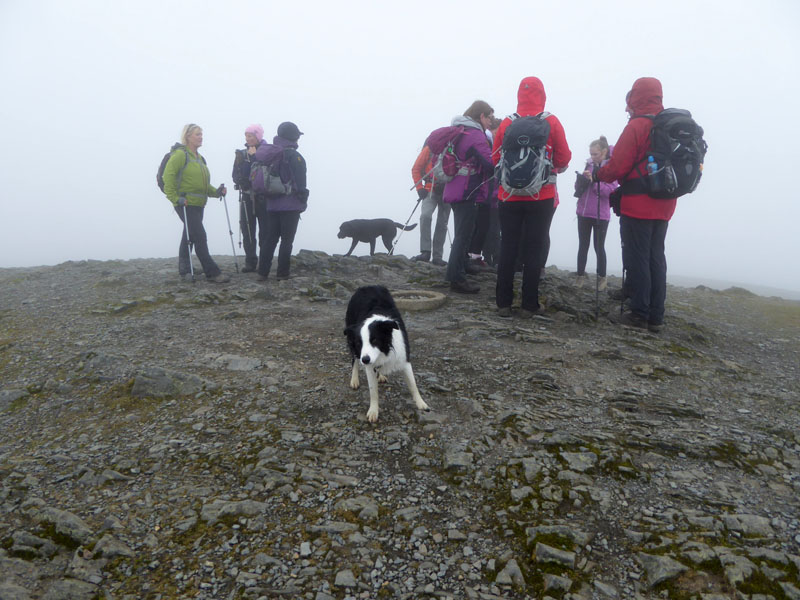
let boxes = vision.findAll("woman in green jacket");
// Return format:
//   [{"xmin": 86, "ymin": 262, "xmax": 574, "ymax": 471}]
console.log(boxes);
[{"xmin": 163, "ymin": 123, "xmax": 230, "ymax": 283}]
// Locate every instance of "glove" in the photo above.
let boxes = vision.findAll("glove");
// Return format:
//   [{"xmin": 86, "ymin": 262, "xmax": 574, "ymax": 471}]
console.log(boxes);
[
  {"xmin": 177, "ymin": 197, "xmax": 187, "ymax": 207},
  {"xmin": 417, "ymin": 188, "xmax": 429, "ymax": 201},
  {"xmin": 591, "ymin": 165, "xmax": 600, "ymax": 183},
  {"xmin": 217, "ymin": 184, "xmax": 227, "ymax": 197}
]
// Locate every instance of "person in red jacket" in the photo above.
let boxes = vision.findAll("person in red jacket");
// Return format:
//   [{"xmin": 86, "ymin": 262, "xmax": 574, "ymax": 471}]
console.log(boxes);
[
  {"xmin": 596, "ymin": 77, "xmax": 675, "ymax": 333},
  {"xmin": 493, "ymin": 77, "xmax": 571, "ymax": 318},
  {"xmin": 411, "ymin": 146, "xmax": 450, "ymax": 266}
]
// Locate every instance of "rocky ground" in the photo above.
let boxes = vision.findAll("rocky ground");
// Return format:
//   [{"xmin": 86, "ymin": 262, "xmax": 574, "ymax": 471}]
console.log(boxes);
[{"xmin": 1, "ymin": 251, "xmax": 799, "ymax": 600}]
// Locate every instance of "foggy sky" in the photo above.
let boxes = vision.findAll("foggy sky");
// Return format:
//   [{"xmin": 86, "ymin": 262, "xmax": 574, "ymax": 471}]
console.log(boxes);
[{"xmin": 1, "ymin": 0, "xmax": 799, "ymax": 297}]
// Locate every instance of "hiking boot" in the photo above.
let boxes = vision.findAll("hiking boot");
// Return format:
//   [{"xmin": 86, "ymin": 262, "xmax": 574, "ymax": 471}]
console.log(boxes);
[
  {"xmin": 647, "ymin": 321, "xmax": 664, "ymax": 333},
  {"xmin": 449, "ymin": 280, "xmax": 480, "ymax": 294},
  {"xmin": 618, "ymin": 311, "xmax": 647, "ymax": 329},
  {"xmin": 597, "ymin": 276, "xmax": 607, "ymax": 291},
  {"xmin": 412, "ymin": 252, "xmax": 431, "ymax": 262},
  {"xmin": 431, "ymin": 258, "xmax": 447, "ymax": 267},
  {"xmin": 276, "ymin": 273, "xmax": 290, "ymax": 281},
  {"xmin": 242, "ymin": 264, "xmax": 257, "ymax": 273},
  {"xmin": 575, "ymin": 274, "xmax": 586, "ymax": 288},
  {"xmin": 609, "ymin": 288, "xmax": 628, "ymax": 301},
  {"xmin": 465, "ymin": 263, "xmax": 481, "ymax": 275},
  {"xmin": 257, "ymin": 274, "xmax": 269, "ymax": 282},
  {"xmin": 519, "ymin": 306, "xmax": 546, "ymax": 319},
  {"xmin": 497, "ymin": 306, "xmax": 512, "ymax": 318},
  {"xmin": 208, "ymin": 273, "xmax": 230, "ymax": 284}
]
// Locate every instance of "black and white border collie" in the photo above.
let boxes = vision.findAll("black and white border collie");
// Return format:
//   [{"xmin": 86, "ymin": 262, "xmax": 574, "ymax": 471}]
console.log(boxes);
[{"xmin": 344, "ymin": 285, "xmax": 430, "ymax": 423}]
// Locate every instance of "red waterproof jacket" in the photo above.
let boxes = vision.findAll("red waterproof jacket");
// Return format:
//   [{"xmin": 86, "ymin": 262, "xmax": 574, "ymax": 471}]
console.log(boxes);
[
  {"xmin": 412, "ymin": 146, "xmax": 433, "ymax": 192},
  {"xmin": 492, "ymin": 77, "xmax": 571, "ymax": 202},
  {"xmin": 596, "ymin": 77, "xmax": 677, "ymax": 220}
]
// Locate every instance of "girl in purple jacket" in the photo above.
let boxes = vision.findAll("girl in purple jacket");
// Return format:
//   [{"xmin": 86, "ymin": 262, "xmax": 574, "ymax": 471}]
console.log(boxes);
[{"xmin": 575, "ymin": 136, "xmax": 617, "ymax": 291}]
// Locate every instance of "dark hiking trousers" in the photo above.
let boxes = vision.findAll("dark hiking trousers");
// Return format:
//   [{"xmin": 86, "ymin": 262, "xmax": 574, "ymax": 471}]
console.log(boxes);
[
  {"xmin": 620, "ymin": 215, "xmax": 668, "ymax": 325},
  {"xmin": 468, "ymin": 202, "xmax": 491, "ymax": 255},
  {"xmin": 577, "ymin": 215, "xmax": 609, "ymax": 277},
  {"xmin": 174, "ymin": 205, "xmax": 221, "ymax": 278},
  {"xmin": 239, "ymin": 192, "xmax": 258, "ymax": 268},
  {"xmin": 446, "ymin": 200, "xmax": 477, "ymax": 284},
  {"xmin": 258, "ymin": 210, "xmax": 301, "ymax": 278},
  {"xmin": 496, "ymin": 199, "xmax": 555, "ymax": 311}
]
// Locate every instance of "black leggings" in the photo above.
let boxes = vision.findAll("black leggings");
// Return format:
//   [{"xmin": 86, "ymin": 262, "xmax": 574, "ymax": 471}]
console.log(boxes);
[{"xmin": 576, "ymin": 216, "xmax": 609, "ymax": 277}]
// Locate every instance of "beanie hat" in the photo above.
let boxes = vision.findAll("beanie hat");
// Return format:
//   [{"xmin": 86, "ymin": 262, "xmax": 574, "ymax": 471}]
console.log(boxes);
[
  {"xmin": 277, "ymin": 121, "xmax": 303, "ymax": 142},
  {"xmin": 245, "ymin": 124, "xmax": 264, "ymax": 143}
]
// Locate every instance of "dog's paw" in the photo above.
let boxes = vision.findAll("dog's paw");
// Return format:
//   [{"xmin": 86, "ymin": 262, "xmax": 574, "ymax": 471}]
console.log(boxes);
[
  {"xmin": 377, "ymin": 373, "xmax": 388, "ymax": 384},
  {"xmin": 416, "ymin": 399, "xmax": 431, "ymax": 412},
  {"xmin": 366, "ymin": 407, "xmax": 379, "ymax": 423},
  {"xmin": 350, "ymin": 379, "xmax": 360, "ymax": 390}
]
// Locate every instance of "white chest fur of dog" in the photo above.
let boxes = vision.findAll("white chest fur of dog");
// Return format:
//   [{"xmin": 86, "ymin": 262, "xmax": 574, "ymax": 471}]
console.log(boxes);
[{"xmin": 344, "ymin": 286, "xmax": 430, "ymax": 423}]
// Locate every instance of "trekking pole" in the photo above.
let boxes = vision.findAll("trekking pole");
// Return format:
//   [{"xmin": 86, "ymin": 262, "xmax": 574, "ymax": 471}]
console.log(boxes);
[
  {"xmin": 220, "ymin": 193, "xmax": 240, "ymax": 273},
  {"xmin": 239, "ymin": 189, "xmax": 253, "ymax": 249},
  {"xmin": 181, "ymin": 201, "xmax": 195, "ymax": 283},
  {"xmin": 390, "ymin": 195, "xmax": 423, "ymax": 255},
  {"xmin": 409, "ymin": 166, "xmax": 435, "ymax": 191},
  {"xmin": 595, "ymin": 172, "xmax": 601, "ymax": 320}
]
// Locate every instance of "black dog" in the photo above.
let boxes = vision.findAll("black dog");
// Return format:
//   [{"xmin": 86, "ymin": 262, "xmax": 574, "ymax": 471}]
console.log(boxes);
[{"xmin": 337, "ymin": 219, "xmax": 418, "ymax": 256}]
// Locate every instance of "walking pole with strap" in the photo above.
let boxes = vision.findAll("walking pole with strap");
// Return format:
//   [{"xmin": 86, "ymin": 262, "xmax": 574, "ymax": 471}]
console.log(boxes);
[
  {"xmin": 390, "ymin": 194, "xmax": 423, "ymax": 255},
  {"xmin": 220, "ymin": 193, "xmax": 240, "ymax": 273},
  {"xmin": 180, "ymin": 199, "xmax": 195, "ymax": 283},
  {"xmin": 238, "ymin": 188, "xmax": 253, "ymax": 249}
]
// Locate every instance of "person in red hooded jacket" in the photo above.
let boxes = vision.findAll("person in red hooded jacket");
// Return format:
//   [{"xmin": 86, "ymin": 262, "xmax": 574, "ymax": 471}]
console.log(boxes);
[
  {"xmin": 492, "ymin": 77, "xmax": 571, "ymax": 318},
  {"xmin": 596, "ymin": 77, "xmax": 675, "ymax": 332}
]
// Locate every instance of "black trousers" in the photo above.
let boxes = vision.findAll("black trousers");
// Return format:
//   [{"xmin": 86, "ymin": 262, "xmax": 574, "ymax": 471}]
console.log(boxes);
[
  {"xmin": 239, "ymin": 192, "xmax": 258, "ymax": 268},
  {"xmin": 468, "ymin": 202, "xmax": 491, "ymax": 255},
  {"xmin": 257, "ymin": 207, "xmax": 301, "ymax": 278},
  {"xmin": 496, "ymin": 199, "xmax": 555, "ymax": 311},
  {"xmin": 577, "ymin": 215, "xmax": 609, "ymax": 277},
  {"xmin": 174, "ymin": 204, "xmax": 221, "ymax": 278},
  {"xmin": 445, "ymin": 201, "xmax": 477, "ymax": 283},
  {"xmin": 620, "ymin": 215, "xmax": 668, "ymax": 324}
]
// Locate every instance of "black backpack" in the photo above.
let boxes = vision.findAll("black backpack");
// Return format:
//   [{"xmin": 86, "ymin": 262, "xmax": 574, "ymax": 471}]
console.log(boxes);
[
  {"xmin": 641, "ymin": 108, "xmax": 707, "ymax": 199},
  {"xmin": 499, "ymin": 112, "xmax": 553, "ymax": 197},
  {"xmin": 156, "ymin": 143, "xmax": 205, "ymax": 193}
]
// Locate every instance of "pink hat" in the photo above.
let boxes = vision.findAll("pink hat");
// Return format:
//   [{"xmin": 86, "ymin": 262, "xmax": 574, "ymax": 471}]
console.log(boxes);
[{"xmin": 245, "ymin": 124, "xmax": 264, "ymax": 142}]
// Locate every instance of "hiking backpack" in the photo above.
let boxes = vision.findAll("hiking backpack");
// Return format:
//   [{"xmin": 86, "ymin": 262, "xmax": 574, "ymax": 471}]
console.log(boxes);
[
  {"xmin": 425, "ymin": 125, "xmax": 466, "ymax": 184},
  {"xmin": 249, "ymin": 151, "xmax": 292, "ymax": 197},
  {"xmin": 640, "ymin": 108, "xmax": 707, "ymax": 199},
  {"xmin": 156, "ymin": 143, "xmax": 206, "ymax": 193},
  {"xmin": 499, "ymin": 112, "xmax": 553, "ymax": 197}
]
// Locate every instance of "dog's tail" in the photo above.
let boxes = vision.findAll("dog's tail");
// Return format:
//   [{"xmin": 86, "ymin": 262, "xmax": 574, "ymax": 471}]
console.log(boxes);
[{"xmin": 394, "ymin": 222, "xmax": 418, "ymax": 231}]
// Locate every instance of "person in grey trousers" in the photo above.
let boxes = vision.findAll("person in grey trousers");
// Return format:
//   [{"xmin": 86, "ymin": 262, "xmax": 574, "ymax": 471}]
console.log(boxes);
[{"xmin": 411, "ymin": 145, "xmax": 450, "ymax": 266}]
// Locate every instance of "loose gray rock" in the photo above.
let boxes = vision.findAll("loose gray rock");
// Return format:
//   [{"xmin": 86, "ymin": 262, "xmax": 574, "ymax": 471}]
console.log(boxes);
[{"xmin": 636, "ymin": 553, "xmax": 688, "ymax": 588}]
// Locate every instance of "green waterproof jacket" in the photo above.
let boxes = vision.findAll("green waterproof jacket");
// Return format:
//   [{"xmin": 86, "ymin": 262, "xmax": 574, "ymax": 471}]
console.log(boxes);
[{"xmin": 163, "ymin": 147, "xmax": 220, "ymax": 207}]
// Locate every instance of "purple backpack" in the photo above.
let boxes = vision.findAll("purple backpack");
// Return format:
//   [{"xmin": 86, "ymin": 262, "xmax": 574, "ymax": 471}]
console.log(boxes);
[
  {"xmin": 248, "ymin": 147, "xmax": 293, "ymax": 196},
  {"xmin": 425, "ymin": 126, "xmax": 465, "ymax": 183}
]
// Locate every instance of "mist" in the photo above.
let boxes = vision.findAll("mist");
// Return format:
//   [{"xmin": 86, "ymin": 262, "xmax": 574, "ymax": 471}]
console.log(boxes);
[{"xmin": 1, "ymin": 0, "xmax": 798, "ymax": 298}]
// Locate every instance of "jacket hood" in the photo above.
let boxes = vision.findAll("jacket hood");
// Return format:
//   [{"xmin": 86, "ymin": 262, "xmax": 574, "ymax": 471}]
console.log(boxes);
[
  {"xmin": 517, "ymin": 77, "xmax": 546, "ymax": 115},
  {"xmin": 273, "ymin": 135, "xmax": 299, "ymax": 149},
  {"xmin": 451, "ymin": 115, "xmax": 483, "ymax": 131},
  {"xmin": 627, "ymin": 77, "xmax": 664, "ymax": 116}
]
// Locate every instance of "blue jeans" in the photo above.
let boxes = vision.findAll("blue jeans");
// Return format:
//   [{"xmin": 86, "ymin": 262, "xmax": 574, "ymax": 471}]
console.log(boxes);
[{"xmin": 620, "ymin": 215, "xmax": 668, "ymax": 324}]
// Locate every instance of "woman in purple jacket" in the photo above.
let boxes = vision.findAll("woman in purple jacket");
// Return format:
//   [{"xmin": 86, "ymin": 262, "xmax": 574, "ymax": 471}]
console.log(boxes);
[
  {"xmin": 575, "ymin": 136, "xmax": 617, "ymax": 291},
  {"xmin": 444, "ymin": 100, "xmax": 495, "ymax": 294},
  {"xmin": 253, "ymin": 122, "xmax": 309, "ymax": 281}
]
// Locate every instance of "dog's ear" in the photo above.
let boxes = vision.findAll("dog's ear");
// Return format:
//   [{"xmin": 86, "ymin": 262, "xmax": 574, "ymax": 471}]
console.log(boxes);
[{"xmin": 376, "ymin": 320, "xmax": 399, "ymax": 332}]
